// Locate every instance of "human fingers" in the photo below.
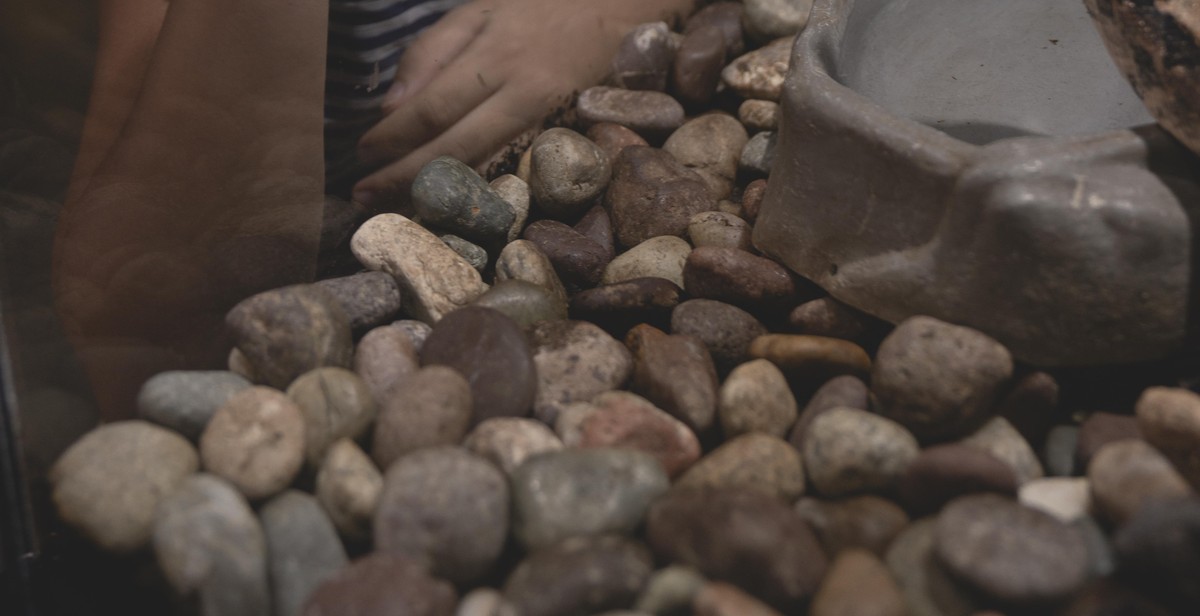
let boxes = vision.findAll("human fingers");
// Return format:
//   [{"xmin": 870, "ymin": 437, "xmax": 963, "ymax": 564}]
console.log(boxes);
[{"xmin": 381, "ymin": 2, "xmax": 491, "ymax": 113}]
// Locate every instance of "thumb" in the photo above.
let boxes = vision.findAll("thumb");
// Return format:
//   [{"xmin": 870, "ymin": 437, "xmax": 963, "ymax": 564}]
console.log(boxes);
[{"xmin": 382, "ymin": 5, "xmax": 489, "ymax": 112}]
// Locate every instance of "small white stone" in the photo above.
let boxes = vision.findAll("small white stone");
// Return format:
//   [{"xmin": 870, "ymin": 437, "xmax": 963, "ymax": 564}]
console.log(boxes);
[
  {"xmin": 601, "ymin": 235, "xmax": 692, "ymax": 287},
  {"xmin": 1019, "ymin": 477, "xmax": 1093, "ymax": 523}
]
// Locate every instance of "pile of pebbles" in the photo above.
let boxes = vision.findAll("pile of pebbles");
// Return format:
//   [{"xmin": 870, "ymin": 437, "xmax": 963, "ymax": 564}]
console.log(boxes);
[{"xmin": 47, "ymin": 2, "xmax": 1200, "ymax": 615}]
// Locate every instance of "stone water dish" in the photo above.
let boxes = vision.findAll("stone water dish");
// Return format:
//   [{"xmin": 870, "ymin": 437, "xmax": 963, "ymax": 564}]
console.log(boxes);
[{"xmin": 753, "ymin": 0, "xmax": 1200, "ymax": 366}]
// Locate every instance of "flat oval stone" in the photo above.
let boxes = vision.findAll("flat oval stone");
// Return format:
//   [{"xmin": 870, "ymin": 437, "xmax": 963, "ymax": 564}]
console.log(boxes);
[
  {"xmin": 411, "ymin": 156, "xmax": 515, "ymax": 245},
  {"xmin": 314, "ymin": 271, "xmax": 402, "ymax": 334},
  {"xmin": 605, "ymin": 146, "xmax": 717, "ymax": 249},
  {"xmin": 717, "ymin": 359, "xmax": 797, "ymax": 438},
  {"xmin": 676, "ymin": 432, "xmax": 805, "ymax": 501},
  {"xmin": 503, "ymin": 536, "xmax": 654, "ymax": 616},
  {"xmin": 687, "ymin": 211, "xmax": 753, "ymax": 251},
  {"xmin": 788, "ymin": 297, "xmax": 883, "ymax": 343},
  {"xmin": 51, "ymin": 420, "xmax": 198, "ymax": 552},
  {"xmin": 672, "ymin": 299, "xmax": 767, "ymax": 371},
  {"xmin": 646, "ymin": 488, "xmax": 827, "ymax": 611},
  {"xmin": 523, "ymin": 219, "xmax": 611, "ymax": 288},
  {"xmin": 1087, "ymin": 438, "xmax": 1192, "ymax": 526},
  {"xmin": 720, "ymin": 36, "xmax": 793, "ymax": 101},
  {"xmin": 694, "ymin": 582, "xmax": 785, "ymax": 616},
  {"xmin": 738, "ymin": 99, "xmax": 779, "ymax": 132},
  {"xmin": 199, "ymin": 387, "xmax": 306, "ymax": 501},
  {"xmin": 260, "ymin": 490, "xmax": 348, "ymax": 616},
  {"xmin": 421, "ymin": 306, "xmax": 537, "ymax": 423},
  {"xmin": 529, "ymin": 128, "xmax": 611, "ymax": 220},
  {"xmin": 793, "ymin": 495, "xmax": 910, "ymax": 557},
  {"xmin": 683, "ymin": 247, "xmax": 803, "ymax": 313},
  {"xmin": 602, "ymin": 235, "xmax": 692, "ymax": 288},
  {"xmin": 225, "ymin": 284, "xmax": 353, "ymax": 389},
  {"xmin": 748, "ymin": 334, "xmax": 871, "ymax": 381},
  {"xmin": 137, "ymin": 371, "xmax": 252, "ymax": 440},
  {"xmin": 586, "ymin": 123, "xmax": 649, "ymax": 167},
  {"xmin": 511, "ymin": 448, "xmax": 669, "ymax": 551},
  {"xmin": 1136, "ymin": 386, "xmax": 1200, "ymax": 490},
  {"xmin": 788, "ymin": 375, "xmax": 870, "ymax": 449},
  {"xmin": 462, "ymin": 417, "xmax": 564, "ymax": 475},
  {"xmin": 810, "ymin": 549, "xmax": 905, "ymax": 616},
  {"xmin": 1113, "ymin": 495, "xmax": 1200, "ymax": 609},
  {"xmin": 315, "ymin": 438, "xmax": 382, "ymax": 541},
  {"xmin": 672, "ymin": 25, "xmax": 728, "ymax": 107},
  {"xmin": 153, "ymin": 474, "xmax": 269, "ymax": 616},
  {"xmin": 934, "ymin": 493, "xmax": 1090, "ymax": 606},
  {"xmin": 556, "ymin": 390, "xmax": 701, "ymax": 478},
  {"xmin": 872, "ymin": 316, "xmax": 1014, "ymax": 442},
  {"xmin": 577, "ymin": 87, "xmax": 685, "ymax": 137},
  {"xmin": 743, "ymin": 0, "xmax": 812, "ymax": 42},
  {"xmin": 286, "ymin": 367, "xmax": 377, "ymax": 467},
  {"xmin": 352, "ymin": 214, "xmax": 488, "ymax": 323},
  {"xmin": 612, "ymin": 21, "xmax": 674, "ymax": 91},
  {"xmin": 301, "ymin": 552, "xmax": 457, "ymax": 616},
  {"xmin": 959, "ymin": 416, "xmax": 1044, "ymax": 486},
  {"xmin": 684, "ymin": 2, "xmax": 746, "ymax": 57},
  {"xmin": 375, "ymin": 447, "xmax": 508, "ymax": 584},
  {"xmin": 472, "ymin": 279, "xmax": 568, "ymax": 328},
  {"xmin": 627, "ymin": 324, "xmax": 719, "ymax": 432},
  {"xmin": 440, "ymin": 235, "xmax": 488, "ymax": 272},
  {"xmin": 372, "ymin": 366, "xmax": 472, "ymax": 469},
  {"xmin": 353, "ymin": 323, "xmax": 420, "ymax": 405},
  {"xmin": 570, "ymin": 278, "xmax": 683, "ymax": 336},
  {"xmin": 490, "ymin": 174, "xmax": 531, "ymax": 243},
  {"xmin": 530, "ymin": 320, "xmax": 633, "ymax": 425},
  {"xmin": 738, "ymin": 130, "xmax": 777, "ymax": 176},
  {"xmin": 804, "ymin": 407, "xmax": 919, "ymax": 497},
  {"xmin": 495, "ymin": 239, "xmax": 568, "ymax": 303},
  {"xmin": 898, "ymin": 444, "xmax": 1019, "ymax": 515},
  {"xmin": 663, "ymin": 114, "xmax": 748, "ymax": 200}
]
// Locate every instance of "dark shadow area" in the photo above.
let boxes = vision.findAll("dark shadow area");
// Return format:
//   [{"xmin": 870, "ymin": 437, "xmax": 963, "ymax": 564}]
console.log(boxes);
[{"xmin": 923, "ymin": 121, "xmax": 1041, "ymax": 145}]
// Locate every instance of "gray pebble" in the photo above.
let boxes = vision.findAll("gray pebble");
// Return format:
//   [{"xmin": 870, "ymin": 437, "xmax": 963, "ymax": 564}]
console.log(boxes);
[
  {"xmin": 392, "ymin": 319, "xmax": 433, "ymax": 352},
  {"xmin": 441, "ymin": 234, "xmax": 489, "ymax": 272},
  {"xmin": 717, "ymin": 359, "xmax": 797, "ymax": 438},
  {"xmin": 662, "ymin": 114, "xmax": 748, "ymax": 200},
  {"xmin": 353, "ymin": 323, "xmax": 420, "ymax": 406},
  {"xmin": 375, "ymin": 447, "xmax": 509, "ymax": 584},
  {"xmin": 260, "ymin": 490, "xmax": 348, "ymax": 616},
  {"xmin": 199, "ymin": 387, "xmax": 306, "ymax": 501},
  {"xmin": 742, "ymin": 0, "xmax": 812, "ymax": 42},
  {"xmin": 611, "ymin": 21, "xmax": 674, "ymax": 91},
  {"xmin": 671, "ymin": 299, "xmax": 767, "ymax": 372},
  {"xmin": 314, "ymin": 271, "xmax": 402, "ymax": 333},
  {"xmin": 557, "ymin": 391, "xmax": 702, "ymax": 479},
  {"xmin": 503, "ymin": 535, "xmax": 654, "ymax": 616},
  {"xmin": 577, "ymin": 87, "xmax": 686, "ymax": 137},
  {"xmin": 602, "ymin": 235, "xmax": 692, "ymax": 288},
  {"xmin": 530, "ymin": 320, "xmax": 633, "ymax": 425},
  {"xmin": 225, "ymin": 284, "xmax": 354, "ymax": 389},
  {"xmin": 511, "ymin": 448, "xmax": 669, "ymax": 551},
  {"xmin": 315, "ymin": 438, "xmax": 382, "ymax": 542},
  {"xmin": 412, "ymin": 156, "xmax": 515, "ymax": 245},
  {"xmin": 495, "ymin": 239, "xmax": 568, "ymax": 304},
  {"xmin": 634, "ymin": 566, "xmax": 707, "ymax": 615},
  {"xmin": 286, "ymin": 367, "xmax": 376, "ymax": 467},
  {"xmin": 471, "ymin": 279, "xmax": 568, "ymax": 328},
  {"xmin": 738, "ymin": 130, "xmax": 777, "ymax": 177},
  {"xmin": 676, "ymin": 432, "xmax": 806, "ymax": 501},
  {"xmin": 372, "ymin": 366, "xmax": 472, "ymax": 469},
  {"xmin": 153, "ymin": 474, "xmax": 269, "ymax": 616},
  {"xmin": 50, "ymin": 420, "xmax": 199, "ymax": 552},
  {"xmin": 530, "ymin": 128, "xmax": 612, "ymax": 221},
  {"xmin": 462, "ymin": 417, "xmax": 564, "ymax": 476},
  {"xmin": 490, "ymin": 174, "xmax": 531, "ymax": 243},
  {"xmin": 803, "ymin": 407, "xmax": 919, "ymax": 497},
  {"xmin": 137, "ymin": 371, "xmax": 252, "ymax": 440}
]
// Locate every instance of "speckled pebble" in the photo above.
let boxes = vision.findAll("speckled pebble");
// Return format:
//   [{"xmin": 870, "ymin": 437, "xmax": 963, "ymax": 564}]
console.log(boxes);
[
  {"xmin": 495, "ymin": 239, "xmax": 568, "ymax": 304},
  {"xmin": 315, "ymin": 438, "xmax": 382, "ymax": 542},
  {"xmin": 462, "ymin": 417, "xmax": 564, "ymax": 476},
  {"xmin": 353, "ymin": 323, "xmax": 420, "ymax": 405},
  {"xmin": 721, "ymin": 36, "xmax": 793, "ymax": 101},
  {"xmin": 738, "ymin": 99, "xmax": 779, "ymax": 132},
  {"xmin": 662, "ymin": 114, "xmax": 748, "ymax": 200},
  {"xmin": 199, "ymin": 387, "xmax": 306, "ymax": 501},
  {"xmin": 314, "ymin": 271, "xmax": 402, "ymax": 333},
  {"xmin": 676, "ymin": 432, "xmax": 806, "ymax": 501},
  {"xmin": 286, "ymin": 367, "xmax": 376, "ymax": 467},
  {"xmin": 803, "ymin": 407, "xmax": 919, "ymax": 497},
  {"xmin": 530, "ymin": 319, "xmax": 633, "ymax": 425},
  {"xmin": 605, "ymin": 146, "xmax": 717, "ymax": 249},
  {"xmin": 683, "ymin": 247, "xmax": 804, "ymax": 313},
  {"xmin": 556, "ymin": 391, "xmax": 701, "ymax": 478},
  {"xmin": 577, "ymin": 87, "xmax": 686, "ymax": 137},
  {"xmin": 717, "ymin": 359, "xmax": 797, "ymax": 438},
  {"xmin": 491, "ymin": 174, "xmax": 531, "ymax": 243},
  {"xmin": 672, "ymin": 299, "xmax": 767, "ymax": 372}
]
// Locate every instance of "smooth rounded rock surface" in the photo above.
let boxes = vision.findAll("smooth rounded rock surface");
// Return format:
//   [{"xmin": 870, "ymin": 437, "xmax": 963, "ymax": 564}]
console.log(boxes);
[
  {"xmin": 605, "ymin": 146, "xmax": 717, "ymax": 249},
  {"xmin": 352, "ymin": 214, "xmax": 488, "ymax": 323},
  {"xmin": 646, "ymin": 488, "xmax": 827, "ymax": 611},
  {"xmin": 587, "ymin": 123, "xmax": 650, "ymax": 165},
  {"xmin": 440, "ymin": 235, "xmax": 488, "ymax": 272},
  {"xmin": 803, "ymin": 407, "xmax": 919, "ymax": 497},
  {"xmin": 530, "ymin": 320, "xmax": 633, "ymax": 425},
  {"xmin": 898, "ymin": 444, "xmax": 1019, "ymax": 515},
  {"xmin": 662, "ymin": 114, "xmax": 748, "ymax": 200},
  {"xmin": 511, "ymin": 448, "xmax": 669, "ymax": 550},
  {"xmin": 353, "ymin": 323, "xmax": 420, "ymax": 405},
  {"xmin": 286, "ymin": 367, "xmax": 376, "ymax": 467},
  {"xmin": 627, "ymin": 324, "xmax": 719, "ymax": 431},
  {"xmin": 612, "ymin": 22, "xmax": 673, "ymax": 91},
  {"xmin": 694, "ymin": 582, "xmax": 785, "ymax": 616},
  {"xmin": 315, "ymin": 438, "xmax": 382, "ymax": 541},
  {"xmin": 574, "ymin": 203, "xmax": 617, "ymax": 260},
  {"xmin": 51, "ymin": 421, "xmax": 199, "ymax": 553},
  {"xmin": 260, "ymin": 490, "xmax": 348, "ymax": 616},
  {"xmin": 687, "ymin": 211, "xmax": 753, "ymax": 251},
  {"xmin": 314, "ymin": 271, "xmax": 402, "ymax": 334},
  {"xmin": 683, "ymin": 247, "xmax": 802, "ymax": 313},
  {"xmin": 462, "ymin": 417, "xmax": 564, "ymax": 475},
  {"xmin": 884, "ymin": 518, "xmax": 979, "ymax": 616},
  {"xmin": 455, "ymin": 588, "xmax": 517, "ymax": 616},
  {"xmin": 529, "ymin": 128, "xmax": 611, "ymax": 220},
  {"xmin": 300, "ymin": 552, "xmax": 457, "ymax": 616},
  {"xmin": 226, "ymin": 284, "xmax": 353, "ymax": 389},
  {"xmin": 684, "ymin": 2, "xmax": 746, "ymax": 58},
  {"xmin": 739, "ymin": 130, "xmax": 777, "ymax": 176},
  {"xmin": 672, "ymin": 299, "xmax": 767, "ymax": 372},
  {"xmin": 577, "ymin": 87, "xmax": 686, "ymax": 136},
  {"xmin": 743, "ymin": 0, "xmax": 812, "ymax": 42},
  {"xmin": 738, "ymin": 99, "xmax": 779, "ymax": 132},
  {"xmin": 676, "ymin": 432, "xmax": 805, "ymax": 501},
  {"xmin": 1019, "ymin": 477, "xmax": 1093, "ymax": 523},
  {"xmin": 1088, "ymin": 438, "xmax": 1192, "ymax": 525},
  {"xmin": 873, "ymin": 316, "xmax": 1014, "ymax": 441},
  {"xmin": 793, "ymin": 495, "xmax": 910, "ymax": 557},
  {"xmin": 1077, "ymin": 411, "xmax": 1142, "ymax": 469},
  {"xmin": 523, "ymin": 219, "xmax": 611, "ymax": 288},
  {"xmin": 375, "ymin": 447, "xmax": 509, "ymax": 584},
  {"xmin": 503, "ymin": 536, "xmax": 654, "ymax": 616},
  {"xmin": 672, "ymin": 26, "xmax": 728, "ymax": 108},
  {"xmin": 720, "ymin": 36, "xmax": 793, "ymax": 101},
  {"xmin": 788, "ymin": 297, "xmax": 882, "ymax": 343},
  {"xmin": 1113, "ymin": 496, "xmax": 1200, "ymax": 609},
  {"xmin": 602, "ymin": 235, "xmax": 692, "ymax": 288},
  {"xmin": 137, "ymin": 371, "xmax": 253, "ymax": 440},
  {"xmin": 810, "ymin": 549, "xmax": 905, "ymax": 616},
  {"xmin": 934, "ymin": 493, "xmax": 1090, "ymax": 606},
  {"xmin": 153, "ymin": 474, "xmax": 269, "ymax": 616},
  {"xmin": 959, "ymin": 416, "xmax": 1044, "ymax": 486},
  {"xmin": 421, "ymin": 306, "xmax": 537, "ymax": 423},
  {"xmin": 717, "ymin": 359, "xmax": 797, "ymax": 438},
  {"xmin": 490, "ymin": 174, "xmax": 531, "ymax": 243},
  {"xmin": 372, "ymin": 365, "xmax": 472, "ymax": 469},
  {"xmin": 200, "ymin": 387, "xmax": 306, "ymax": 501},
  {"xmin": 634, "ymin": 566, "xmax": 707, "ymax": 615},
  {"xmin": 1136, "ymin": 386, "xmax": 1200, "ymax": 490},
  {"xmin": 471, "ymin": 279, "xmax": 568, "ymax": 328},
  {"xmin": 495, "ymin": 239, "xmax": 568, "ymax": 304},
  {"xmin": 412, "ymin": 156, "xmax": 515, "ymax": 245},
  {"xmin": 556, "ymin": 391, "xmax": 701, "ymax": 478},
  {"xmin": 789, "ymin": 375, "xmax": 870, "ymax": 449}
]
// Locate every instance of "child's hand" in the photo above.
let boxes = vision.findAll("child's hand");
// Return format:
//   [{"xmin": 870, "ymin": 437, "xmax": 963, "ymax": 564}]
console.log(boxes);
[{"xmin": 351, "ymin": 0, "xmax": 695, "ymax": 208}]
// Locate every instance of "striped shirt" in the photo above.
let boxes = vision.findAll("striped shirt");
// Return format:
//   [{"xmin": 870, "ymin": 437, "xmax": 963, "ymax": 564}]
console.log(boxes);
[{"xmin": 325, "ymin": 0, "xmax": 470, "ymax": 187}]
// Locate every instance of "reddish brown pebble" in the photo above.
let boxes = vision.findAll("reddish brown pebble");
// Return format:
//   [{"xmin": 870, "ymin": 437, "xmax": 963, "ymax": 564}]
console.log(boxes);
[
  {"xmin": 684, "ymin": 247, "xmax": 812, "ymax": 312},
  {"xmin": 898, "ymin": 444, "xmax": 1019, "ymax": 515},
  {"xmin": 684, "ymin": 1, "xmax": 746, "ymax": 57},
  {"xmin": 605, "ymin": 146, "xmax": 717, "ymax": 249},
  {"xmin": 810, "ymin": 549, "xmax": 906, "ymax": 616},
  {"xmin": 627, "ymin": 324, "xmax": 719, "ymax": 431},
  {"xmin": 523, "ymin": 220, "xmax": 611, "ymax": 287},
  {"xmin": 573, "ymin": 204, "xmax": 616, "ymax": 261},
  {"xmin": 586, "ymin": 123, "xmax": 649, "ymax": 167},
  {"xmin": 741, "ymin": 178, "xmax": 768, "ymax": 222},
  {"xmin": 694, "ymin": 581, "xmax": 783, "ymax": 616},
  {"xmin": 300, "ymin": 552, "xmax": 457, "ymax": 616},
  {"xmin": 561, "ymin": 390, "xmax": 701, "ymax": 478},
  {"xmin": 673, "ymin": 25, "xmax": 727, "ymax": 107},
  {"xmin": 748, "ymin": 334, "xmax": 871, "ymax": 381}
]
